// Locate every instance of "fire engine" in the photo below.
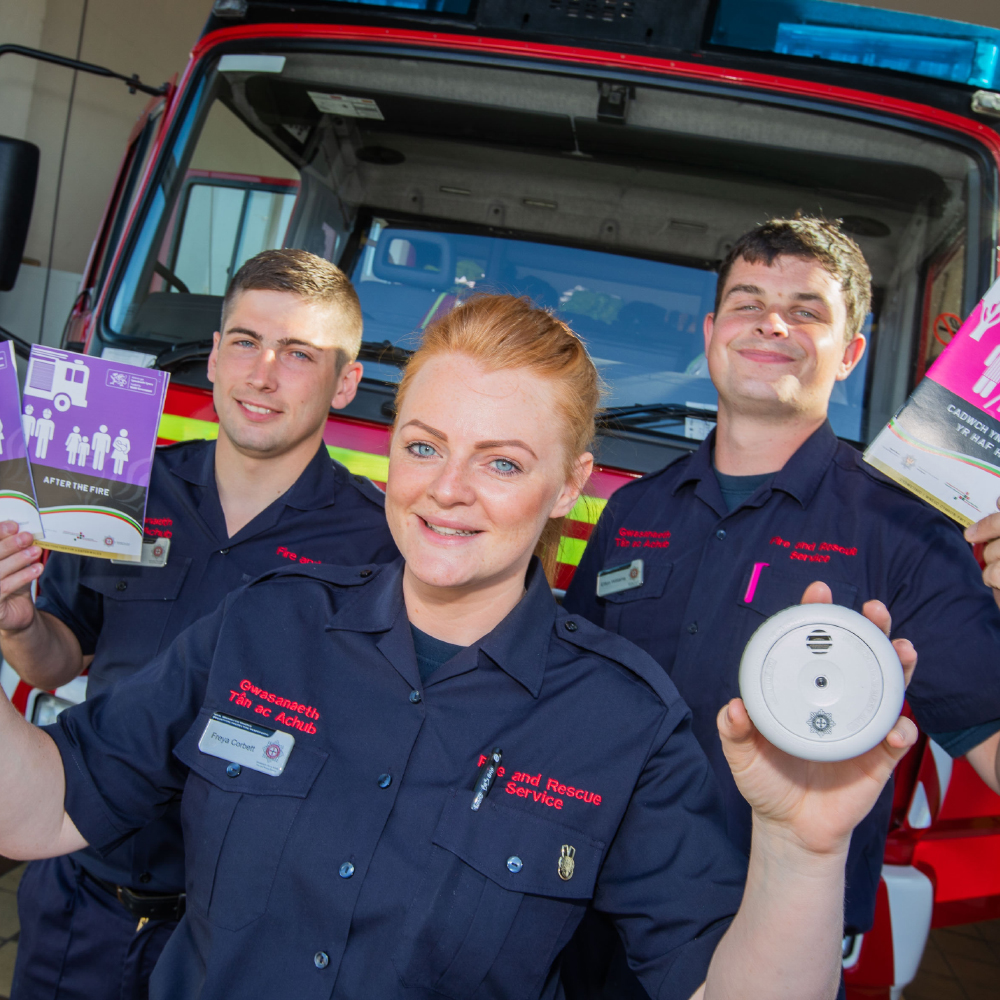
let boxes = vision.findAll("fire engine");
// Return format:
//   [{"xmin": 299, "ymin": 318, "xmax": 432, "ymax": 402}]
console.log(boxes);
[{"xmin": 1, "ymin": 2, "xmax": 999, "ymax": 996}]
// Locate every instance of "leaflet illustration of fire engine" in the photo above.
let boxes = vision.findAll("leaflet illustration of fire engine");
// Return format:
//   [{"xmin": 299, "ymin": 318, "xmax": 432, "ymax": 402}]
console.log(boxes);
[
  {"xmin": 0, "ymin": 341, "xmax": 43, "ymax": 539},
  {"xmin": 865, "ymin": 276, "xmax": 1000, "ymax": 525},
  {"xmin": 23, "ymin": 346, "xmax": 169, "ymax": 561}
]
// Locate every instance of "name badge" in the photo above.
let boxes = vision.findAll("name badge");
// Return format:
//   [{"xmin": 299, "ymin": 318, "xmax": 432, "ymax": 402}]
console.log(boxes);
[
  {"xmin": 198, "ymin": 712, "xmax": 295, "ymax": 777},
  {"xmin": 112, "ymin": 537, "xmax": 170, "ymax": 567},
  {"xmin": 596, "ymin": 559, "xmax": 644, "ymax": 598}
]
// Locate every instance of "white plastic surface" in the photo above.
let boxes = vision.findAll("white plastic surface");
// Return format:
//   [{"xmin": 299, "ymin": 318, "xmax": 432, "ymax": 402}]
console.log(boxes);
[
  {"xmin": 739, "ymin": 604, "xmax": 905, "ymax": 761},
  {"xmin": 883, "ymin": 864, "xmax": 934, "ymax": 989}
]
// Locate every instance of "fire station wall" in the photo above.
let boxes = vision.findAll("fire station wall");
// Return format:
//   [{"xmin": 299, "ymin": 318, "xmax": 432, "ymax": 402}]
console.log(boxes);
[{"xmin": 0, "ymin": 0, "xmax": 208, "ymax": 347}]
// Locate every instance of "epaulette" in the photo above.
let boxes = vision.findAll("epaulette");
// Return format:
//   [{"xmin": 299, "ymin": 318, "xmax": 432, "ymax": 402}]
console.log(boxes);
[
  {"xmin": 348, "ymin": 472, "xmax": 387, "ymax": 505},
  {"xmin": 553, "ymin": 609, "xmax": 683, "ymax": 712}
]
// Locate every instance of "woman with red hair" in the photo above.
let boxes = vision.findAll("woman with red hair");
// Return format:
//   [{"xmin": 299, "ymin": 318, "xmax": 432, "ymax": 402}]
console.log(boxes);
[{"xmin": 0, "ymin": 295, "xmax": 915, "ymax": 1000}]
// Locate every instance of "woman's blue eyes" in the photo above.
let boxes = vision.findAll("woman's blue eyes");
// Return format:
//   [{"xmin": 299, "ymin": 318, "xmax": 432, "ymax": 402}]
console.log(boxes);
[{"xmin": 406, "ymin": 443, "xmax": 520, "ymax": 475}]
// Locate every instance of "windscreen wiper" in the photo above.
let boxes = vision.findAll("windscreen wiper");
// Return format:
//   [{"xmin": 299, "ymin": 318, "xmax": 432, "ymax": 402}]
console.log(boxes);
[
  {"xmin": 157, "ymin": 341, "xmax": 212, "ymax": 371},
  {"xmin": 356, "ymin": 340, "xmax": 413, "ymax": 367},
  {"xmin": 597, "ymin": 403, "xmax": 718, "ymax": 429}
]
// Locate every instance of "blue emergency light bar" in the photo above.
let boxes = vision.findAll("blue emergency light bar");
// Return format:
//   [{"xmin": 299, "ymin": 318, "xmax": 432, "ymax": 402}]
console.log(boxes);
[{"xmin": 711, "ymin": 0, "xmax": 1000, "ymax": 90}]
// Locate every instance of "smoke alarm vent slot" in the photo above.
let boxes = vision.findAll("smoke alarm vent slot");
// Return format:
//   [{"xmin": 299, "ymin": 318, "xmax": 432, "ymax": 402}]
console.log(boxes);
[{"xmin": 806, "ymin": 629, "xmax": 832, "ymax": 654}]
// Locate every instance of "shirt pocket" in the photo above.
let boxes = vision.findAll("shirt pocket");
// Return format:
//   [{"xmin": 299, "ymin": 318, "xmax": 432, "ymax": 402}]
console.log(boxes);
[
  {"xmin": 172, "ymin": 708, "xmax": 328, "ymax": 931},
  {"xmin": 738, "ymin": 563, "xmax": 858, "ymax": 619},
  {"xmin": 599, "ymin": 560, "xmax": 673, "ymax": 641},
  {"xmin": 393, "ymin": 790, "xmax": 604, "ymax": 1000},
  {"xmin": 81, "ymin": 559, "xmax": 194, "ymax": 677}
]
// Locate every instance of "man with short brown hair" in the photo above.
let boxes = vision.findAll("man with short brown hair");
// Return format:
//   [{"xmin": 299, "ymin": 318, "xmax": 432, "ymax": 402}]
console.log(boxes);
[
  {"xmin": 0, "ymin": 249, "xmax": 397, "ymax": 1000},
  {"xmin": 564, "ymin": 216, "xmax": 1000, "ymax": 995}
]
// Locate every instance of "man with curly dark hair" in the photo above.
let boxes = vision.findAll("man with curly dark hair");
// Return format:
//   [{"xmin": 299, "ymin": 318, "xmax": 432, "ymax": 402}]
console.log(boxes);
[{"xmin": 564, "ymin": 216, "xmax": 1000, "ymax": 997}]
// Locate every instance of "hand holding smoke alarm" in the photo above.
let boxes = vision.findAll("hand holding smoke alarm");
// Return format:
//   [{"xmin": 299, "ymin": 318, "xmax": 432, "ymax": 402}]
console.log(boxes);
[{"xmin": 739, "ymin": 600, "xmax": 907, "ymax": 762}]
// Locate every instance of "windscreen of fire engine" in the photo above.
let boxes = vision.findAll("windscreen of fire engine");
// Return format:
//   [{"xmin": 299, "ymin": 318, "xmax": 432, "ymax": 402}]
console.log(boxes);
[{"xmin": 352, "ymin": 221, "xmax": 869, "ymax": 442}]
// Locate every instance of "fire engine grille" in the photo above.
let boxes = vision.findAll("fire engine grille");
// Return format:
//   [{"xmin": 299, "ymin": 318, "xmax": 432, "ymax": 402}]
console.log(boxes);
[{"xmin": 547, "ymin": 0, "xmax": 637, "ymax": 21}]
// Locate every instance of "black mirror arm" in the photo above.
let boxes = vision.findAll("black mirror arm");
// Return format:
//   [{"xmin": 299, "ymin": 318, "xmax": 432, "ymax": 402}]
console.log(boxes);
[{"xmin": 0, "ymin": 44, "xmax": 167, "ymax": 98}]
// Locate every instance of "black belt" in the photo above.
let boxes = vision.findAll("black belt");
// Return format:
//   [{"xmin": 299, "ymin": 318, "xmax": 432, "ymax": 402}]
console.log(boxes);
[{"xmin": 81, "ymin": 868, "xmax": 186, "ymax": 922}]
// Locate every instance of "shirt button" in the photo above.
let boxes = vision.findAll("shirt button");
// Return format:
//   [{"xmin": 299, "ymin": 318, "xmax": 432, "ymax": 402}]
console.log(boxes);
[
  {"xmin": 377, "ymin": 773, "xmax": 392, "ymax": 788},
  {"xmin": 139, "ymin": 872, "xmax": 152, "ymax": 884},
  {"xmin": 226, "ymin": 762, "xmax": 241, "ymax": 778},
  {"xmin": 716, "ymin": 529, "xmax": 727, "ymax": 540},
  {"xmin": 220, "ymin": 548, "xmax": 230, "ymax": 555},
  {"xmin": 687, "ymin": 622, "xmax": 698, "ymax": 635},
  {"xmin": 115, "ymin": 581, "xmax": 127, "ymax": 592},
  {"xmin": 360, "ymin": 569, "xmax": 372, "ymax": 577},
  {"xmin": 564, "ymin": 620, "xmax": 578, "ymax": 632},
  {"xmin": 409, "ymin": 690, "xmax": 422, "ymax": 704},
  {"xmin": 506, "ymin": 856, "xmax": 523, "ymax": 873},
  {"xmin": 314, "ymin": 951, "xmax": 329, "ymax": 969},
  {"xmin": 339, "ymin": 862, "xmax": 355, "ymax": 878}
]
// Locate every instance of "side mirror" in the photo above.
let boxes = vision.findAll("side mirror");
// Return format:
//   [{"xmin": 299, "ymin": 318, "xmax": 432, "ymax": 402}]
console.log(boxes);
[
  {"xmin": 372, "ymin": 229, "xmax": 454, "ymax": 291},
  {"xmin": 0, "ymin": 136, "xmax": 40, "ymax": 292}
]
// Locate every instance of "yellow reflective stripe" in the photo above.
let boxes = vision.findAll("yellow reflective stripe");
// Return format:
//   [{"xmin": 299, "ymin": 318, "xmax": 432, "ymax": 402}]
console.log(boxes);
[
  {"xmin": 557, "ymin": 535, "xmax": 588, "ymax": 567},
  {"xmin": 566, "ymin": 495, "xmax": 606, "ymax": 525},
  {"xmin": 158, "ymin": 413, "xmax": 219, "ymax": 441},
  {"xmin": 156, "ymin": 415, "xmax": 388, "ymax": 480},
  {"xmin": 327, "ymin": 446, "xmax": 389, "ymax": 482}
]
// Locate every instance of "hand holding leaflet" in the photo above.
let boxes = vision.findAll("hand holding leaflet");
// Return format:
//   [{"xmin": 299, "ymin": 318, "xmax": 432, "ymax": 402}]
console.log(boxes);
[
  {"xmin": 23, "ymin": 346, "xmax": 169, "ymax": 561},
  {"xmin": 865, "ymin": 276, "xmax": 1000, "ymax": 524},
  {"xmin": 0, "ymin": 341, "xmax": 42, "ymax": 539}
]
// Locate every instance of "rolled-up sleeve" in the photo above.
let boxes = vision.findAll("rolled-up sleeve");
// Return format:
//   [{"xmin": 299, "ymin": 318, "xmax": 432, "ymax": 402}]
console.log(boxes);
[
  {"xmin": 595, "ymin": 708, "xmax": 746, "ymax": 1000},
  {"xmin": 47, "ymin": 599, "xmax": 228, "ymax": 854},
  {"xmin": 889, "ymin": 517, "xmax": 1000, "ymax": 734}
]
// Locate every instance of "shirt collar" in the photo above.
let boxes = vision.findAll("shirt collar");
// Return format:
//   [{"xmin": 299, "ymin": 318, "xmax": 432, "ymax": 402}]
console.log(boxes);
[
  {"xmin": 326, "ymin": 557, "xmax": 554, "ymax": 698},
  {"xmin": 769, "ymin": 421, "xmax": 838, "ymax": 507},
  {"xmin": 672, "ymin": 421, "xmax": 838, "ymax": 510},
  {"xmin": 170, "ymin": 439, "xmax": 338, "ymax": 509},
  {"xmin": 170, "ymin": 438, "xmax": 216, "ymax": 487},
  {"xmin": 280, "ymin": 444, "xmax": 341, "ymax": 512}
]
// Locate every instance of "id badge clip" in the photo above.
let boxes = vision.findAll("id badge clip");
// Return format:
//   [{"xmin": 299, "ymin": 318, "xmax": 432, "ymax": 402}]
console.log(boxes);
[
  {"xmin": 113, "ymin": 537, "xmax": 170, "ymax": 567},
  {"xmin": 198, "ymin": 711, "xmax": 295, "ymax": 776},
  {"xmin": 596, "ymin": 559, "xmax": 644, "ymax": 598}
]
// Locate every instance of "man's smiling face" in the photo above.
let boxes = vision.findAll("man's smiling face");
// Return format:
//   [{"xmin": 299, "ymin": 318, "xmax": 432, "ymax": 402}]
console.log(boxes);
[
  {"xmin": 207, "ymin": 288, "xmax": 360, "ymax": 459},
  {"xmin": 704, "ymin": 255, "xmax": 866, "ymax": 421}
]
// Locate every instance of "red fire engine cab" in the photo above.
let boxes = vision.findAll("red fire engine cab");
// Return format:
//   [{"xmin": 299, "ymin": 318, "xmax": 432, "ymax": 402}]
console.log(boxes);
[{"xmin": 1, "ymin": 2, "xmax": 999, "ymax": 996}]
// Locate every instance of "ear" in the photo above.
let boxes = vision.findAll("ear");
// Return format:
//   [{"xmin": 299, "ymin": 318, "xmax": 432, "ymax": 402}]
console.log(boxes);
[
  {"xmin": 206, "ymin": 331, "xmax": 221, "ymax": 384},
  {"xmin": 703, "ymin": 311, "xmax": 715, "ymax": 355},
  {"xmin": 331, "ymin": 361, "xmax": 364, "ymax": 410},
  {"xmin": 836, "ymin": 334, "xmax": 867, "ymax": 381},
  {"xmin": 550, "ymin": 452, "xmax": 594, "ymax": 519}
]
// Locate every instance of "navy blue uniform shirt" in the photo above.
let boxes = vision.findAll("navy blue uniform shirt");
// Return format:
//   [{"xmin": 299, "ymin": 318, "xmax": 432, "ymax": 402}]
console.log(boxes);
[
  {"xmin": 565, "ymin": 422, "xmax": 1000, "ymax": 933},
  {"xmin": 50, "ymin": 558, "xmax": 746, "ymax": 1000},
  {"xmin": 36, "ymin": 438, "xmax": 398, "ymax": 891}
]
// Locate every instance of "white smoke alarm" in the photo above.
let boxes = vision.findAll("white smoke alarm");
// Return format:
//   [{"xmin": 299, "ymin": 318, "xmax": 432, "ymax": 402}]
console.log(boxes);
[{"xmin": 738, "ymin": 604, "xmax": 905, "ymax": 762}]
